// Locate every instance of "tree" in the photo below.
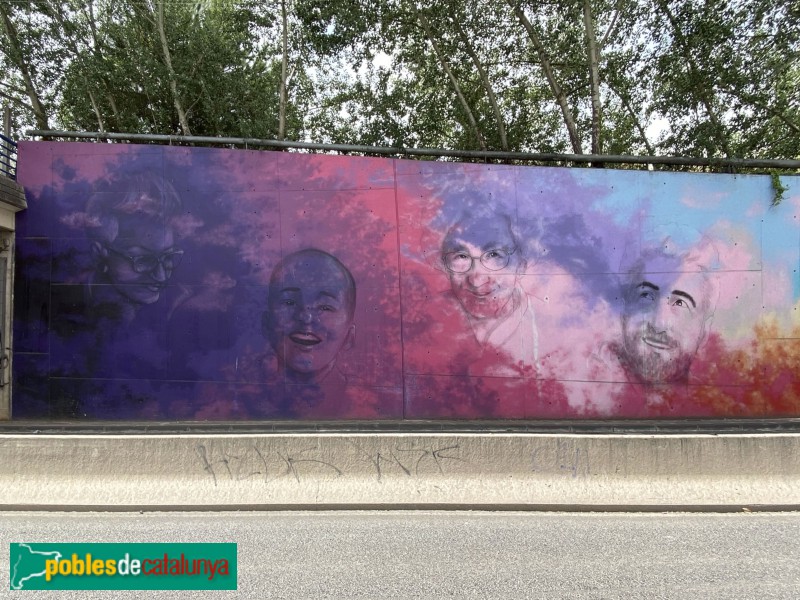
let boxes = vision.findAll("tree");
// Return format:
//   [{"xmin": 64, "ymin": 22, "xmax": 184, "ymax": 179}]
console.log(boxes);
[
  {"xmin": 646, "ymin": 0, "xmax": 800, "ymax": 159},
  {"xmin": 0, "ymin": 0, "xmax": 66, "ymax": 130},
  {"xmin": 58, "ymin": 0, "xmax": 290, "ymax": 138},
  {"xmin": 1, "ymin": 0, "xmax": 797, "ymax": 162}
]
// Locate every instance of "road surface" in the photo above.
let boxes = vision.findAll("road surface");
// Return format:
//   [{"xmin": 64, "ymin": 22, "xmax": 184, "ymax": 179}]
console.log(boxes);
[{"xmin": 2, "ymin": 511, "xmax": 799, "ymax": 598}]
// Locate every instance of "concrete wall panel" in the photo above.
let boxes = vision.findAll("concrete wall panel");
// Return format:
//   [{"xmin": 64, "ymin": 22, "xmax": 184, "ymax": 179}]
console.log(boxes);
[{"xmin": 11, "ymin": 143, "xmax": 800, "ymax": 420}]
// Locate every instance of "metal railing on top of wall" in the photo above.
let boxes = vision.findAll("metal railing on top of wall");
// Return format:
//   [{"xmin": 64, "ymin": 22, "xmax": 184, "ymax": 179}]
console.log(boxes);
[
  {"xmin": 25, "ymin": 129, "xmax": 800, "ymax": 171},
  {"xmin": 0, "ymin": 134, "xmax": 16, "ymax": 180}
]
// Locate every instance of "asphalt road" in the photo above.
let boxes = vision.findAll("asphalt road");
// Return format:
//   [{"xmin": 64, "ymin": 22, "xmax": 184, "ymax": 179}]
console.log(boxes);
[{"xmin": 2, "ymin": 511, "xmax": 799, "ymax": 599}]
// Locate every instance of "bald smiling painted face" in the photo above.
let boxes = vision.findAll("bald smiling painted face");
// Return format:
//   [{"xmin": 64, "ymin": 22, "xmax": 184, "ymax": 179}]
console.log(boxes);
[
  {"xmin": 264, "ymin": 250, "xmax": 356, "ymax": 383},
  {"xmin": 620, "ymin": 255, "xmax": 713, "ymax": 384}
]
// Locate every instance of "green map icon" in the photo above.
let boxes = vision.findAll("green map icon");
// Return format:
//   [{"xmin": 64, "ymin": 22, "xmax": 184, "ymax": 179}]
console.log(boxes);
[{"xmin": 9, "ymin": 544, "xmax": 63, "ymax": 590}]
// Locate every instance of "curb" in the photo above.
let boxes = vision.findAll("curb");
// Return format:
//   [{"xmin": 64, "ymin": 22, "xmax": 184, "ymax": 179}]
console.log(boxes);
[{"xmin": 1, "ymin": 433, "xmax": 799, "ymax": 510}]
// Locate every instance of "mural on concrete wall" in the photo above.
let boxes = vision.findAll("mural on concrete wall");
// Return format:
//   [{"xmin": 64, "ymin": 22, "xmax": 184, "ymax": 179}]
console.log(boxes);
[{"xmin": 12, "ymin": 142, "xmax": 800, "ymax": 420}]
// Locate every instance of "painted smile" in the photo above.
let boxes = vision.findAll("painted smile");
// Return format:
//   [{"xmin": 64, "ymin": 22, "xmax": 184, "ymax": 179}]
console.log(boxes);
[
  {"xmin": 466, "ymin": 289, "xmax": 494, "ymax": 298},
  {"xmin": 642, "ymin": 336, "xmax": 676, "ymax": 351},
  {"xmin": 289, "ymin": 332, "xmax": 322, "ymax": 346}
]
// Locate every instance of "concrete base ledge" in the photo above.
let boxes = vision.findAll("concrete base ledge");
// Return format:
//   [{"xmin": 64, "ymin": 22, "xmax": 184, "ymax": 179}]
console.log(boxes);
[{"xmin": 1, "ymin": 433, "xmax": 799, "ymax": 510}]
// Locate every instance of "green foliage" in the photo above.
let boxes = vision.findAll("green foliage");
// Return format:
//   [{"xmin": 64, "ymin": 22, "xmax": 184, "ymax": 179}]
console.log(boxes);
[
  {"xmin": 55, "ymin": 0, "xmax": 289, "ymax": 138},
  {"xmin": 770, "ymin": 171, "xmax": 789, "ymax": 208},
  {"xmin": 0, "ymin": 0, "xmax": 798, "ymax": 163}
]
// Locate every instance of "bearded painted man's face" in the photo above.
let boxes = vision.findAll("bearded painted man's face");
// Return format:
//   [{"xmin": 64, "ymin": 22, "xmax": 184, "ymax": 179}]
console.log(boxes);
[{"xmin": 620, "ymin": 257, "xmax": 712, "ymax": 384}]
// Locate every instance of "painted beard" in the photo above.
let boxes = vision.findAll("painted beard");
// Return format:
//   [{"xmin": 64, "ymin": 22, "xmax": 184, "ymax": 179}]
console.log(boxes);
[{"xmin": 619, "ymin": 324, "xmax": 694, "ymax": 384}]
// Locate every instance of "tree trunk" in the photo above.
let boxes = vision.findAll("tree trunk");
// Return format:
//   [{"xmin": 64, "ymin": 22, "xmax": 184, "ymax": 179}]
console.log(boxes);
[
  {"xmin": 583, "ymin": 0, "xmax": 602, "ymax": 155},
  {"xmin": 49, "ymin": 0, "xmax": 111, "ymax": 133},
  {"xmin": 656, "ymin": 0, "xmax": 730, "ymax": 157},
  {"xmin": 85, "ymin": 0, "xmax": 99, "ymax": 49},
  {"xmin": 156, "ymin": 0, "xmax": 192, "ymax": 136},
  {"xmin": 278, "ymin": 0, "xmax": 288, "ymax": 140},
  {"xmin": 107, "ymin": 94, "xmax": 121, "ymax": 128},
  {"xmin": 608, "ymin": 83, "xmax": 654, "ymax": 155},
  {"xmin": 87, "ymin": 89, "xmax": 105, "ymax": 133},
  {"xmin": 453, "ymin": 18, "xmax": 508, "ymax": 151},
  {"xmin": 416, "ymin": 9, "xmax": 487, "ymax": 151},
  {"xmin": 510, "ymin": 2, "xmax": 582, "ymax": 154},
  {"xmin": 0, "ymin": 3, "xmax": 49, "ymax": 129}
]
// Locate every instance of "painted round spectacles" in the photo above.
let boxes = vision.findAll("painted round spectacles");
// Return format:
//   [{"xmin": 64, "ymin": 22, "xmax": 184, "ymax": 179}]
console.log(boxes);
[
  {"xmin": 106, "ymin": 246, "xmax": 184, "ymax": 274},
  {"xmin": 443, "ymin": 248, "xmax": 515, "ymax": 273}
]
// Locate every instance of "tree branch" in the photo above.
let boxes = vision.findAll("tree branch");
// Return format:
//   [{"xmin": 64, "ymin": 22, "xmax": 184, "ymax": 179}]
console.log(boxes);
[
  {"xmin": 415, "ymin": 7, "xmax": 487, "ymax": 150},
  {"xmin": 607, "ymin": 83, "xmax": 655, "ymax": 155},
  {"xmin": 656, "ymin": 0, "xmax": 731, "ymax": 156},
  {"xmin": 88, "ymin": 89, "xmax": 105, "ymax": 133},
  {"xmin": 278, "ymin": 0, "xmax": 289, "ymax": 140},
  {"xmin": 0, "ymin": 88, "xmax": 36, "ymax": 114},
  {"xmin": 452, "ymin": 13, "xmax": 508, "ymax": 150},
  {"xmin": 156, "ymin": 0, "xmax": 192, "ymax": 135},
  {"xmin": 598, "ymin": 5, "xmax": 621, "ymax": 49},
  {"xmin": 0, "ymin": 2, "xmax": 49, "ymax": 129},
  {"xmin": 510, "ymin": 1, "xmax": 583, "ymax": 153},
  {"xmin": 583, "ymin": 0, "xmax": 602, "ymax": 154}
]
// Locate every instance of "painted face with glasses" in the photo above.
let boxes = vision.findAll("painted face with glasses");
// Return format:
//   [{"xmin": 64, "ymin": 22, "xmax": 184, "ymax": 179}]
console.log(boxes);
[
  {"xmin": 96, "ymin": 216, "xmax": 182, "ymax": 305},
  {"xmin": 441, "ymin": 214, "xmax": 523, "ymax": 320}
]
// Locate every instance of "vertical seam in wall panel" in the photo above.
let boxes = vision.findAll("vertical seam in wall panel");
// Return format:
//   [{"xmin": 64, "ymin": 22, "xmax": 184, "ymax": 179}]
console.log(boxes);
[
  {"xmin": 760, "ymin": 214, "xmax": 764, "ymax": 334},
  {"xmin": 276, "ymin": 177, "xmax": 284, "ymax": 394},
  {"xmin": 392, "ymin": 159, "xmax": 407, "ymax": 420},
  {"xmin": 45, "ymin": 144, "xmax": 53, "ymax": 419}
]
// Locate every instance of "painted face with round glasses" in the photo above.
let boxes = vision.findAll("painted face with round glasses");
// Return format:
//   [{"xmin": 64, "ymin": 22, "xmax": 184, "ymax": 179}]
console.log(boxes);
[
  {"xmin": 443, "ymin": 247, "xmax": 516, "ymax": 273},
  {"xmin": 94, "ymin": 215, "xmax": 182, "ymax": 305},
  {"xmin": 105, "ymin": 245, "xmax": 183, "ymax": 275},
  {"xmin": 441, "ymin": 213, "xmax": 524, "ymax": 321}
]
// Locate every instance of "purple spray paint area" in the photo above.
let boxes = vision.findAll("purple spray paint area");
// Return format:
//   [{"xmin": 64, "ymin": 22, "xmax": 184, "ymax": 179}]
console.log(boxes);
[{"xmin": 11, "ymin": 143, "xmax": 800, "ymax": 420}]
